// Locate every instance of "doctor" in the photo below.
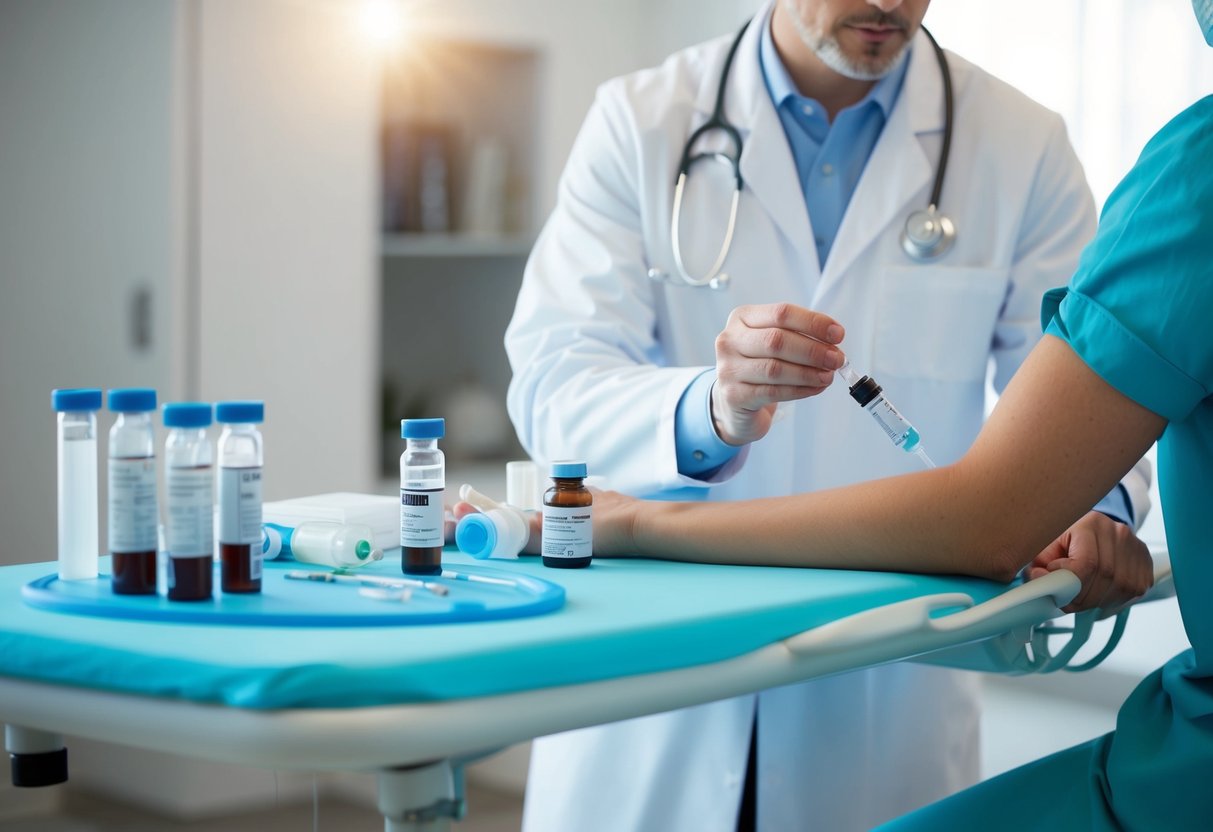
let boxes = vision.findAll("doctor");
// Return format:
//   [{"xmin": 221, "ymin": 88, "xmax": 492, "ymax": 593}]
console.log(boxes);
[{"xmin": 505, "ymin": 1, "xmax": 1149, "ymax": 830}]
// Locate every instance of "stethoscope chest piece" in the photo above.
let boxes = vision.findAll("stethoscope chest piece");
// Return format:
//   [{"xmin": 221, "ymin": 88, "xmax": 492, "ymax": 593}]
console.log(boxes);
[{"xmin": 900, "ymin": 205, "xmax": 956, "ymax": 261}]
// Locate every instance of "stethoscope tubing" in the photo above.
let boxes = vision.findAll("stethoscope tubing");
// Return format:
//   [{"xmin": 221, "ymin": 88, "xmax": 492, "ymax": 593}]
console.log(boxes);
[{"xmin": 656, "ymin": 18, "xmax": 955, "ymax": 289}]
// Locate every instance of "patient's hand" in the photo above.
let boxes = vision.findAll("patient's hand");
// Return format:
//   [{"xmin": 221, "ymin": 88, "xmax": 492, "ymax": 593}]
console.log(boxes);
[
  {"xmin": 587, "ymin": 488, "xmax": 641, "ymax": 556},
  {"xmin": 1025, "ymin": 511, "xmax": 1153, "ymax": 614}
]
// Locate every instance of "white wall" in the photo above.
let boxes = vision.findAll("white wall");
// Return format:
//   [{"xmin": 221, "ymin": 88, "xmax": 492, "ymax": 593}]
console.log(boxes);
[
  {"xmin": 196, "ymin": 0, "xmax": 379, "ymax": 500},
  {"xmin": 0, "ymin": 0, "xmax": 185, "ymax": 567}
]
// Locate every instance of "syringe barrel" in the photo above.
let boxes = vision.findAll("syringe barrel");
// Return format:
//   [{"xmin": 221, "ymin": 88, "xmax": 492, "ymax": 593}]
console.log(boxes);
[{"xmin": 864, "ymin": 395, "xmax": 921, "ymax": 451}]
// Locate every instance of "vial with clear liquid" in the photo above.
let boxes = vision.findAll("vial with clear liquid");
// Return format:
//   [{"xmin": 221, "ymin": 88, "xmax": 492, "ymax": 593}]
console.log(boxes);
[
  {"xmin": 163, "ymin": 402, "xmax": 214, "ymax": 601},
  {"xmin": 107, "ymin": 388, "xmax": 159, "ymax": 595},
  {"xmin": 216, "ymin": 401, "xmax": 264, "ymax": 594},
  {"xmin": 400, "ymin": 418, "xmax": 445, "ymax": 576},
  {"xmin": 52, "ymin": 388, "xmax": 102, "ymax": 581}
]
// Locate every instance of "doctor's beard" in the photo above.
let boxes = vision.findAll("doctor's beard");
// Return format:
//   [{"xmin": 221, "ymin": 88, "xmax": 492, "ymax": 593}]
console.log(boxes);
[{"xmin": 783, "ymin": 0, "xmax": 914, "ymax": 81}]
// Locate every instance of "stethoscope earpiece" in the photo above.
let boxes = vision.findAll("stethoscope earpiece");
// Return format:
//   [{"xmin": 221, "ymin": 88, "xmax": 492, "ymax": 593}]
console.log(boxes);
[{"xmin": 900, "ymin": 206, "xmax": 956, "ymax": 261}]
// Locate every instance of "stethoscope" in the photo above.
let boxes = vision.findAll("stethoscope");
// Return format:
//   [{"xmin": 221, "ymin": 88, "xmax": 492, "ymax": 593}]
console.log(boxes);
[{"xmin": 648, "ymin": 19, "xmax": 956, "ymax": 290}]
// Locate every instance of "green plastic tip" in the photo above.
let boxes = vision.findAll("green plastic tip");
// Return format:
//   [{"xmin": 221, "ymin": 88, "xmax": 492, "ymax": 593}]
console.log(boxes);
[{"xmin": 356, "ymin": 539, "xmax": 372, "ymax": 560}]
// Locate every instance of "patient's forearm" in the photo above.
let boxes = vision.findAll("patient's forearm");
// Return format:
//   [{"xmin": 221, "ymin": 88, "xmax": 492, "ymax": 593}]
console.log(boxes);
[
  {"xmin": 624, "ymin": 339, "xmax": 1166, "ymax": 582},
  {"xmin": 628, "ymin": 466, "xmax": 1032, "ymax": 582}
]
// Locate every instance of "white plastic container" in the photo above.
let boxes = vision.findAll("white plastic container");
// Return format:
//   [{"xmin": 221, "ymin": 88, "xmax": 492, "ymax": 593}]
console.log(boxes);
[
  {"xmin": 454, "ymin": 483, "xmax": 529, "ymax": 560},
  {"xmin": 264, "ymin": 521, "xmax": 383, "ymax": 569}
]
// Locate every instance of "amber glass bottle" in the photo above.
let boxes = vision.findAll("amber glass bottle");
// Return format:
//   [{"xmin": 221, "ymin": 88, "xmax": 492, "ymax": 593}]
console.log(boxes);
[{"xmin": 541, "ymin": 461, "xmax": 592, "ymax": 569}]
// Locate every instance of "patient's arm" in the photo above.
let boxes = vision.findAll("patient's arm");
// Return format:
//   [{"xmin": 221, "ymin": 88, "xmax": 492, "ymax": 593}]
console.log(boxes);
[{"xmin": 595, "ymin": 336, "xmax": 1166, "ymax": 612}]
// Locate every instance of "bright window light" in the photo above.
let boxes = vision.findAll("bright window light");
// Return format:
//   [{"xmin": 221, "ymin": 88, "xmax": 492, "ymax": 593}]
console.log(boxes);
[{"xmin": 358, "ymin": 0, "xmax": 407, "ymax": 50}]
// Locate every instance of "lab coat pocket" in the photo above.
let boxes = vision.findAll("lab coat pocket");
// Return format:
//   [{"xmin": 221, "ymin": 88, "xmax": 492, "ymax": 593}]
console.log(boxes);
[{"xmin": 873, "ymin": 266, "xmax": 1010, "ymax": 383}]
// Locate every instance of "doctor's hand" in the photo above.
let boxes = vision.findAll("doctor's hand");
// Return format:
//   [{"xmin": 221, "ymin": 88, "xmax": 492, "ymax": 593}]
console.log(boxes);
[
  {"xmin": 1025, "ymin": 511, "xmax": 1153, "ymax": 615},
  {"xmin": 712, "ymin": 303, "xmax": 846, "ymax": 446}
]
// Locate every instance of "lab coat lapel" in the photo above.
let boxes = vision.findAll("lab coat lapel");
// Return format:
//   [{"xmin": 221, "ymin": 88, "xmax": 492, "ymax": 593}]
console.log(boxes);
[
  {"xmin": 817, "ymin": 32, "xmax": 941, "ymax": 299},
  {"xmin": 738, "ymin": 87, "xmax": 820, "ymax": 284},
  {"xmin": 696, "ymin": 11, "xmax": 820, "ymax": 288}
]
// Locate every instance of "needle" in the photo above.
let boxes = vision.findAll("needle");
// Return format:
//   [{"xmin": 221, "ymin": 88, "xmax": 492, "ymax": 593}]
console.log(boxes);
[{"xmin": 284, "ymin": 569, "xmax": 449, "ymax": 596}]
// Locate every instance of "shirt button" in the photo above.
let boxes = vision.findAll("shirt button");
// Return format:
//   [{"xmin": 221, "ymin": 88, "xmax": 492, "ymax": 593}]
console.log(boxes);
[
  {"xmin": 821, "ymin": 163, "xmax": 835, "ymax": 176},
  {"xmin": 802, "ymin": 103, "xmax": 814, "ymax": 117},
  {"xmin": 693, "ymin": 450, "xmax": 706, "ymax": 462}
]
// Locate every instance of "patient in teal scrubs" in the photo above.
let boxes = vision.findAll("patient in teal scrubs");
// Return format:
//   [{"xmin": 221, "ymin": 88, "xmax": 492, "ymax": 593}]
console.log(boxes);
[
  {"xmin": 875, "ymin": 23, "xmax": 1213, "ymax": 832},
  {"xmin": 589, "ymin": 5, "xmax": 1213, "ymax": 828}
]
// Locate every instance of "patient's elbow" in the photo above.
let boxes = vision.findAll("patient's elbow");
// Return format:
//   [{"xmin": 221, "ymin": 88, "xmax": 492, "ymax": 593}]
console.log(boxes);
[
  {"xmin": 976, "ymin": 553, "xmax": 1023, "ymax": 585},
  {"xmin": 956, "ymin": 520, "xmax": 1040, "ymax": 584}
]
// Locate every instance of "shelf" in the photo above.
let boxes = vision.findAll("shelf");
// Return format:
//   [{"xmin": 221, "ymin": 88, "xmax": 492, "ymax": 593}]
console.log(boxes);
[{"xmin": 381, "ymin": 232, "xmax": 535, "ymax": 259}]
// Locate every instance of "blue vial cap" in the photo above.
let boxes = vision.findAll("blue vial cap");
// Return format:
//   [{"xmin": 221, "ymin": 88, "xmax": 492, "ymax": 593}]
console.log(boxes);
[
  {"xmin": 550, "ymin": 460, "xmax": 587, "ymax": 479},
  {"xmin": 51, "ymin": 388, "xmax": 102, "ymax": 412},
  {"xmin": 401, "ymin": 418, "xmax": 445, "ymax": 439},
  {"xmin": 455, "ymin": 513, "xmax": 496, "ymax": 560},
  {"xmin": 163, "ymin": 402, "xmax": 213, "ymax": 429},
  {"xmin": 108, "ymin": 388, "xmax": 157, "ymax": 412},
  {"xmin": 216, "ymin": 401, "xmax": 264, "ymax": 424}
]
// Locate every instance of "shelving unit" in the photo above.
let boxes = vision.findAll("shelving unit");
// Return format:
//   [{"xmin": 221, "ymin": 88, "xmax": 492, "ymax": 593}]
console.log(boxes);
[
  {"xmin": 382, "ymin": 231, "xmax": 536, "ymax": 259},
  {"xmin": 377, "ymin": 36, "xmax": 541, "ymax": 478}
]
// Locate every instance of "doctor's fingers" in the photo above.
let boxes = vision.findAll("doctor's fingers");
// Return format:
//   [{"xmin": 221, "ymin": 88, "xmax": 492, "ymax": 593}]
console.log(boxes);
[
  {"xmin": 716, "ymin": 355, "xmax": 836, "ymax": 392},
  {"xmin": 716, "ymin": 325, "xmax": 845, "ymax": 375},
  {"xmin": 726, "ymin": 303, "xmax": 846, "ymax": 346}
]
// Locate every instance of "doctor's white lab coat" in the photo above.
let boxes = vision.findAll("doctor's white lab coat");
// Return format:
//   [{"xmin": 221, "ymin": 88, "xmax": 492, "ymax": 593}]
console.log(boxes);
[{"xmin": 505, "ymin": 16, "xmax": 1150, "ymax": 832}]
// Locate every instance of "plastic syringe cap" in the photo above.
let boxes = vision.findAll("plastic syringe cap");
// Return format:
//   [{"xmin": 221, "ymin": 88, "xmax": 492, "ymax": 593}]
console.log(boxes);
[
  {"xmin": 455, "ymin": 513, "xmax": 497, "ymax": 559},
  {"xmin": 163, "ymin": 402, "xmax": 213, "ymax": 428},
  {"xmin": 216, "ymin": 401, "xmax": 264, "ymax": 424},
  {"xmin": 848, "ymin": 376, "xmax": 882, "ymax": 407},
  {"xmin": 107, "ymin": 388, "xmax": 157, "ymax": 412},
  {"xmin": 401, "ymin": 417, "xmax": 445, "ymax": 439},
  {"xmin": 51, "ymin": 388, "xmax": 102, "ymax": 412}
]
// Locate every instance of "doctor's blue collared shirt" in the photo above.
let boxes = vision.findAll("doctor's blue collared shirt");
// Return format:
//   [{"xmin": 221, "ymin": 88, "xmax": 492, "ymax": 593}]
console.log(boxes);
[{"xmin": 760, "ymin": 15, "xmax": 909, "ymax": 271}]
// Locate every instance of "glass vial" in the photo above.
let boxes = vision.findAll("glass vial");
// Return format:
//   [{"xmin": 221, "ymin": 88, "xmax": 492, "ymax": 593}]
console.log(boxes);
[
  {"xmin": 400, "ymin": 418, "xmax": 445, "ymax": 576},
  {"xmin": 107, "ymin": 388, "xmax": 159, "ymax": 595},
  {"xmin": 216, "ymin": 401, "xmax": 264, "ymax": 594},
  {"xmin": 163, "ymin": 403, "xmax": 214, "ymax": 601},
  {"xmin": 542, "ymin": 460, "xmax": 592, "ymax": 569},
  {"xmin": 52, "ymin": 388, "xmax": 102, "ymax": 581}
]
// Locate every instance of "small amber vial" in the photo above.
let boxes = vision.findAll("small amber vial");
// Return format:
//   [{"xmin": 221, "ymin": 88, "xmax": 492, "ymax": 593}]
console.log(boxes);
[{"xmin": 542, "ymin": 461, "xmax": 592, "ymax": 569}]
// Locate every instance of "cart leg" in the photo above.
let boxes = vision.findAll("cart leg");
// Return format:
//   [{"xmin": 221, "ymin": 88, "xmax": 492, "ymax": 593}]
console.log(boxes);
[
  {"xmin": 378, "ymin": 760, "xmax": 464, "ymax": 832},
  {"xmin": 5, "ymin": 724, "xmax": 68, "ymax": 787}
]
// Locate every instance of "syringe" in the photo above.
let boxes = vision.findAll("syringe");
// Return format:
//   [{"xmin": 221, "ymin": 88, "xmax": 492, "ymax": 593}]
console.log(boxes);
[{"xmin": 837, "ymin": 359, "xmax": 936, "ymax": 470}]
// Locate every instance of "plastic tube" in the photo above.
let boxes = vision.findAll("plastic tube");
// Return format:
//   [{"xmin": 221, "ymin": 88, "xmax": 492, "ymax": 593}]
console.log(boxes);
[
  {"xmin": 455, "ymin": 483, "xmax": 529, "ymax": 559},
  {"xmin": 263, "ymin": 521, "xmax": 383, "ymax": 569}
]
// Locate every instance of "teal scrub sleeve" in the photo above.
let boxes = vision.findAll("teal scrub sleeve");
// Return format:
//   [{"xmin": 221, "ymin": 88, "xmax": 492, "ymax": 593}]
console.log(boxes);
[{"xmin": 1040, "ymin": 96, "xmax": 1213, "ymax": 420}]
